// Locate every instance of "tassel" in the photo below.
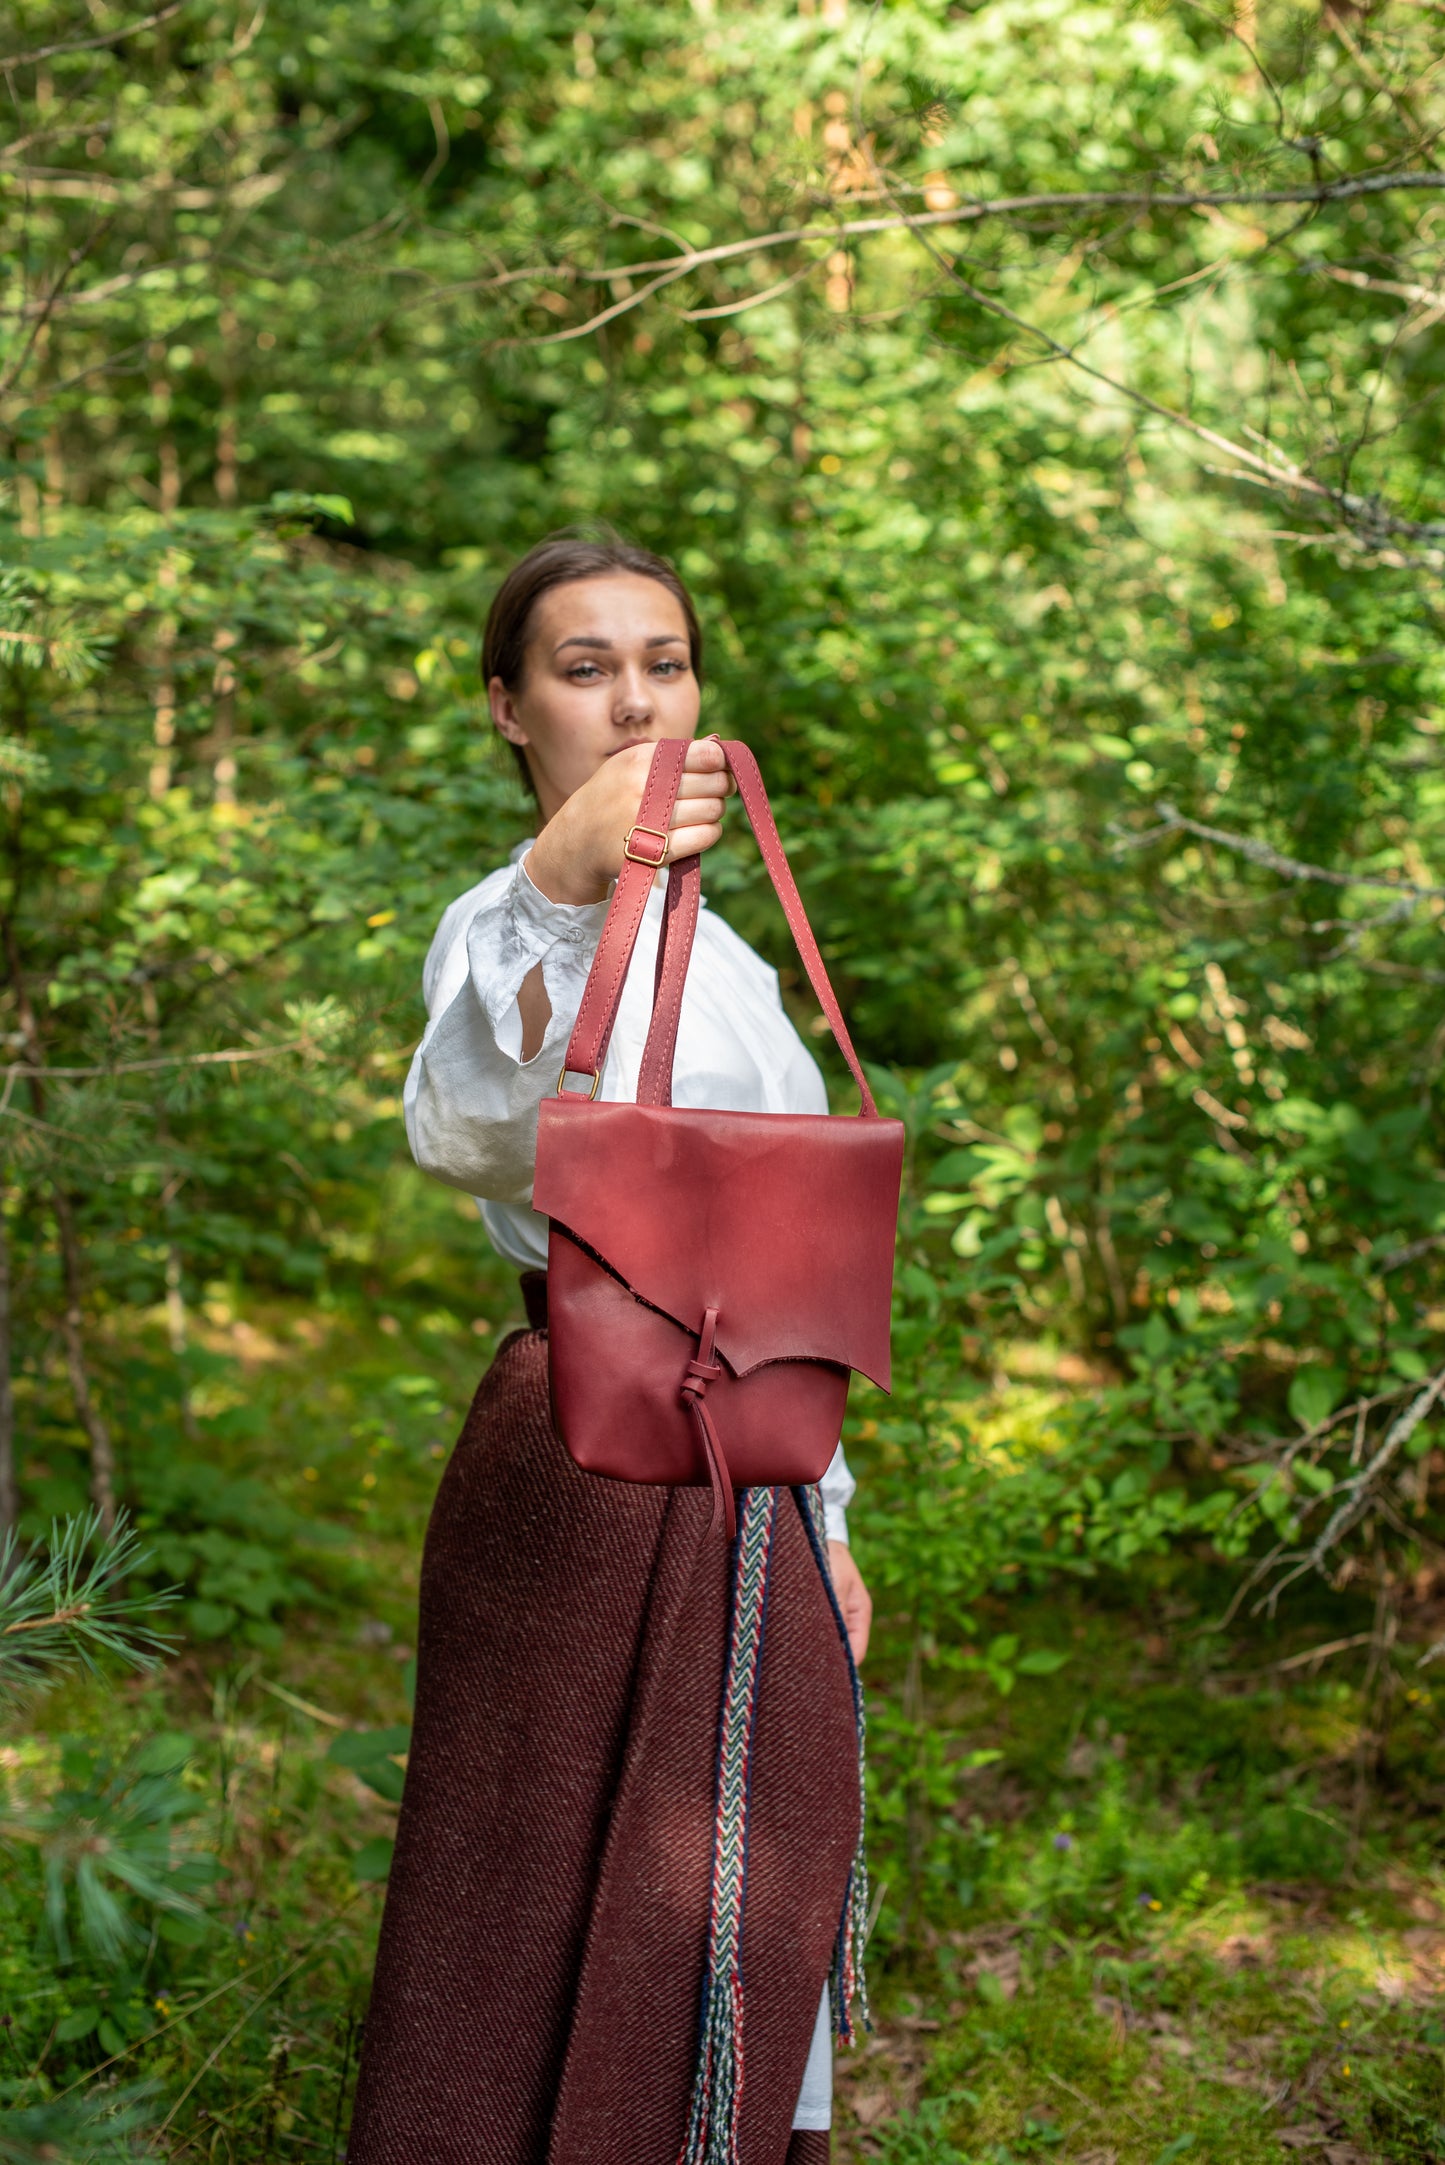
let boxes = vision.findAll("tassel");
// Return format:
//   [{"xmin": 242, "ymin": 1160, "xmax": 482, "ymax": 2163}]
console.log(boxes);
[
  {"xmin": 679, "ymin": 1480, "xmax": 872, "ymax": 2165},
  {"xmin": 795, "ymin": 1483, "xmax": 872, "ymax": 2045},
  {"xmin": 678, "ymin": 1486, "xmax": 778, "ymax": 2165}
]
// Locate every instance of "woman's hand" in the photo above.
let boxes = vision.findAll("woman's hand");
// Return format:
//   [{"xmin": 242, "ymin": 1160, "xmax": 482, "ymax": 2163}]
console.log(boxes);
[
  {"xmin": 525, "ymin": 737, "xmax": 732, "ymax": 907},
  {"xmin": 827, "ymin": 1541, "xmax": 872, "ymax": 1665}
]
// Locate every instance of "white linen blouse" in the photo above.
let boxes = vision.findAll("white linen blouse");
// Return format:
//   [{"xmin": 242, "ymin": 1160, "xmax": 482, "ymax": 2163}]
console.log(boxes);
[{"xmin": 403, "ymin": 842, "xmax": 858, "ymax": 1544}]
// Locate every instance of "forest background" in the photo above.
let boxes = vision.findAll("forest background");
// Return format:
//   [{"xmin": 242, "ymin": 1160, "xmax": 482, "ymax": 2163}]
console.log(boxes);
[{"xmin": 3, "ymin": 0, "xmax": 1445, "ymax": 2156}]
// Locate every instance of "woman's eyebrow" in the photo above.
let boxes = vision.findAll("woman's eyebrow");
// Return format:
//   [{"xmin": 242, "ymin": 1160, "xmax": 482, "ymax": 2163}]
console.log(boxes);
[{"xmin": 554, "ymin": 632, "xmax": 686, "ymax": 653}]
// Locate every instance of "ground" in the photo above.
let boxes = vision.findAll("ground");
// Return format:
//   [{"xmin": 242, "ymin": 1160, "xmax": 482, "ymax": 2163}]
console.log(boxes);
[{"xmin": 7, "ymin": 1221, "xmax": 1444, "ymax": 2160}]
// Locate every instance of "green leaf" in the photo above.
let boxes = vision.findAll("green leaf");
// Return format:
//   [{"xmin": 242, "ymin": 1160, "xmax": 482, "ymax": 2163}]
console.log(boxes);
[
  {"xmin": 60, "ymin": 1743, "xmax": 95, "ymax": 1787},
  {"xmin": 1016, "ymin": 1649, "xmax": 1070, "ymax": 1676},
  {"xmin": 1288, "ymin": 1368, "xmax": 1344, "ymax": 1431},
  {"xmin": 131, "ymin": 1731, "xmax": 193, "ymax": 1774},
  {"xmin": 950, "ymin": 1213, "xmax": 987, "ymax": 1258},
  {"xmin": 356, "ymin": 1759, "xmax": 407, "ymax": 1803},
  {"xmin": 326, "ymin": 1724, "xmax": 412, "ymax": 1769},
  {"xmin": 1001, "ymin": 1106, "xmax": 1044, "ymax": 1155},
  {"xmin": 55, "ymin": 2006, "xmax": 101, "ymax": 2043},
  {"xmin": 1294, "ymin": 1460, "xmax": 1336, "ymax": 1496},
  {"xmin": 158, "ymin": 1912, "xmax": 209, "ymax": 1948},
  {"xmin": 353, "ymin": 1837, "xmax": 395, "ymax": 1883},
  {"xmin": 1140, "ymin": 1313, "xmax": 1172, "ymax": 1364}
]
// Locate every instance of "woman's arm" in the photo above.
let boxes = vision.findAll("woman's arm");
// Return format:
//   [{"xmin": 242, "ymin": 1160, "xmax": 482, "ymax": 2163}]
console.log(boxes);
[
  {"xmin": 827, "ymin": 1542, "xmax": 872, "ymax": 1665},
  {"xmin": 512, "ymin": 736, "xmax": 733, "ymax": 1063},
  {"xmin": 406, "ymin": 739, "xmax": 734, "ymax": 1195},
  {"xmin": 404, "ymin": 862, "xmax": 610, "ymax": 1204}
]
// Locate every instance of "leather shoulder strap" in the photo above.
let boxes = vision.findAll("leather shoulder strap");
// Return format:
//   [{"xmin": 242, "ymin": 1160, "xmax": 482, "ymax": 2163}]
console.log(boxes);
[
  {"xmin": 714, "ymin": 739, "xmax": 877, "ymax": 1117},
  {"xmin": 635, "ymin": 850, "xmax": 699, "ymax": 1108},
  {"xmin": 560, "ymin": 736, "xmax": 878, "ymax": 1117},
  {"xmin": 558, "ymin": 737, "xmax": 687, "ymax": 1090}
]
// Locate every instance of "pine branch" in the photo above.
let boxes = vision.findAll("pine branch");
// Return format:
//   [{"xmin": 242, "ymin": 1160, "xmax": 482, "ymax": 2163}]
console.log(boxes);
[
  {"xmin": 0, "ymin": 2083, "xmax": 158, "ymax": 2163},
  {"xmin": 0, "ymin": 1511, "xmax": 177, "ymax": 1710}
]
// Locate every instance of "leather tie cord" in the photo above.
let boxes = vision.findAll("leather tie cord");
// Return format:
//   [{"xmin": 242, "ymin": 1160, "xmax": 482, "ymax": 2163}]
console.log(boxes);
[{"xmin": 679, "ymin": 1305, "xmax": 734, "ymax": 1540}]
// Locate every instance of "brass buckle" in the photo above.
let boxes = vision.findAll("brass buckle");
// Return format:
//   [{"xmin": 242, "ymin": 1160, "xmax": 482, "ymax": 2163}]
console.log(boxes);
[
  {"xmin": 557, "ymin": 1066, "xmax": 602, "ymax": 1100},
  {"xmin": 623, "ymin": 822, "xmax": 668, "ymax": 868}
]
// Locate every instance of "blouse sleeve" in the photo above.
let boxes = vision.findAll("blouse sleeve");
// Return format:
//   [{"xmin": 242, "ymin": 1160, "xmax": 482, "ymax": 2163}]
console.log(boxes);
[
  {"xmin": 403, "ymin": 858, "xmax": 609, "ymax": 1207},
  {"xmin": 818, "ymin": 1447, "xmax": 856, "ymax": 1545}
]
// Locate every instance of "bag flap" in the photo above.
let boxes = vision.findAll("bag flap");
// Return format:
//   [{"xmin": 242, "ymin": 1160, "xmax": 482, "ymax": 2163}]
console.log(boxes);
[{"xmin": 534, "ymin": 1097, "xmax": 902, "ymax": 1388}]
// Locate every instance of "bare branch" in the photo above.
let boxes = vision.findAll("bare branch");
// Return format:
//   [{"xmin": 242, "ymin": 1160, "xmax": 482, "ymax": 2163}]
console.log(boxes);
[
  {"xmin": 0, "ymin": 1, "xmax": 190, "ymax": 71},
  {"xmin": 1121, "ymin": 802, "xmax": 1445, "ymax": 901},
  {"xmin": 1268, "ymin": 1362, "xmax": 1445, "ymax": 1602},
  {"xmin": 494, "ymin": 168, "xmax": 1445, "ymax": 550},
  {"xmin": 507, "ymin": 171, "xmax": 1445, "ymax": 300},
  {"xmin": 1375, "ymin": 1230, "xmax": 1445, "ymax": 1274},
  {"xmin": 681, "ymin": 264, "xmax": 819, "ymax": 321},
  {"xmin": 1, "ymin": 1031, "xmax": 335, "ymax": 1084},
  {"xmin": 1266, "ymin": 1630, "xmax": 1377, "ymax": 1672},
  {"xmin": 528, "ymin": 259, "xmax": 702, "ymax": 346}
]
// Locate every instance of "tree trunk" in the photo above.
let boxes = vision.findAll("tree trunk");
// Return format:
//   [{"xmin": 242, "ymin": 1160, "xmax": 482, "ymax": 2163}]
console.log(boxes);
[
  {"xmin": 0, "ymin": 1199, "xmax": 15, "ymax": 1537},
  {"xmin": 148, "ymin": 545, "xmax": 180, "ymax": 801},
  {"xmin": 54, "ymin": 1186, "xmax": 116, "ymax": 1530},
  {"xmin": 0, "ymin": 914, "xmax": 115, "ymax": 1528}
]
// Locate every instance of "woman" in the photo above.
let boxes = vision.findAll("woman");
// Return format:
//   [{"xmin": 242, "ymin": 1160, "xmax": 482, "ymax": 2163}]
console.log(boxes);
[{"xmin": 347, "ymin": 534, "xmax": 872, "ymax": 2165}]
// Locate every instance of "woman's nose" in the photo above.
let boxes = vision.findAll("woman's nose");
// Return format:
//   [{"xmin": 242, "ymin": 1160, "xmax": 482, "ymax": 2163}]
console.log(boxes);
[{"xmin": 613, "ymin": 668, "xmax": 654, "ymax": 725}]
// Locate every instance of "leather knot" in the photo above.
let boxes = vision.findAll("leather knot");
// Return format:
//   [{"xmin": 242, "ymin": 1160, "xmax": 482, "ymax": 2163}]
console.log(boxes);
[
  {"xmin": 681, "ymin": 1352, "xmax": 723, "ymax": 1402},
  {"xmin": 679, "ymin": 1306, "xmax": 723, "ymax": 1403},
  {"xmin": 679, "ymin": 1306, "xmax": 735, "ymax": 1539}
]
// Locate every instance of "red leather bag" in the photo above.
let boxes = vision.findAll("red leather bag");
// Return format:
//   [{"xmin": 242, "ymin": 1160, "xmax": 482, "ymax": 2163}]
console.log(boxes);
[{"xmin": 533, "ymin": 737, "xmax": 904, "ymax": 1538}]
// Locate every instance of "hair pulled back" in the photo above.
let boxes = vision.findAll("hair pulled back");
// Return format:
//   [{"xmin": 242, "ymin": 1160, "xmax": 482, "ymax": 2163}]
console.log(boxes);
[{"xmin": 482, "ymin": 529, "xmax": 705, "ymax": 796}]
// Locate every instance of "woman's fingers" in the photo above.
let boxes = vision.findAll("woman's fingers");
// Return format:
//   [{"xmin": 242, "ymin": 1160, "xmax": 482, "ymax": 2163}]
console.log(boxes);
[
  {"xmin": 681, "ymin": 742, "xmax": 734, "ymax": 795},
  {"xmin": 671, "ymin": 790, "xmax": 729, "ymax": 830},
  {"xmin": 663, "ymin": 819, "xmax": 724, "ymax": 861},
  {"xmin": 672, "ymin": 770, "xmax": 731, "ymax": 804},
  {"xmin": 682, "ymin": 736, "xmax": 730, "ymax": 774},
  {"xmin": 665, "ymin": 755, "xmax": 732, "ymax": 856}
]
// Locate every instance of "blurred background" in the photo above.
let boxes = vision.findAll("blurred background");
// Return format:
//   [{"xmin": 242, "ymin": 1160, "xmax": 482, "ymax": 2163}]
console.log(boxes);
[{"xmin": 2, "ymin": 0, "xmax": 1445, "ymax": 2154}]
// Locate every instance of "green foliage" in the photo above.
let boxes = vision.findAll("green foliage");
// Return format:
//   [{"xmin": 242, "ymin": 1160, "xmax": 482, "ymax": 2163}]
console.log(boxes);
[
  {"xmin": 3, "ymin": 0, "xmax": 1445, "ymax": 2149},
  {"xmin": 20, "ymin": 1735, "xmax": 214, "ymax": 1971},
  {"xmin": 0, "ymin": 2087, "xmax": 158, "ymax": 2164},
  {"xmin": 2, "ymin": 0, "xmax": 1443, "ymax": 1621},
  {"xmin": 0, "ymin": 1514, "xmax": 174, "ymax": 1711}
]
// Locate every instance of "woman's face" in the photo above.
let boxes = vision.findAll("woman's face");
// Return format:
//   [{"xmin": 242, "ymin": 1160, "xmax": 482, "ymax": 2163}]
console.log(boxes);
[{"xmin": 489, "ymin": 573, "xmax": 701, "ymax": 823}]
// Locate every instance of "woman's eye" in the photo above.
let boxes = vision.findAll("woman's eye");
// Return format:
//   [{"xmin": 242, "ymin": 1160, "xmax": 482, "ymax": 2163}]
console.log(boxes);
[
  {"xmin": 568, "ymin": 664, "xmax": 601, "ymax": 681},
  {"xmin": 653, "ymin": 659, "xmax": 685, "ymax": 677}
]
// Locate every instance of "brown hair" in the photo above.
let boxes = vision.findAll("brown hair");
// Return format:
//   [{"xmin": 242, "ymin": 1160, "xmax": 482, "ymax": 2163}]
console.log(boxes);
[{"xmin": 481, "ymin": 529, "xmax": 705, "ymax": 796}]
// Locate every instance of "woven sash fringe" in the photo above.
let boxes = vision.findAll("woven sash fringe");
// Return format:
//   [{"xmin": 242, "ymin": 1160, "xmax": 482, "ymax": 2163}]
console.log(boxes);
[
  {"xmin": 678, "ymin": 1487, "xmax": 778, "ymax": 2165},
  {"xmin": 795, "ymin": 1483, "xmax": 872, "ymax": 2046},
  {"xmin": 678, "ymin": 1484, "xmax": 872, "ymax": 2165}
]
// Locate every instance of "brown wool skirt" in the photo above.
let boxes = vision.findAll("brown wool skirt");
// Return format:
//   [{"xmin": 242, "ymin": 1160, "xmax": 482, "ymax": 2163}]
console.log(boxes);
[{"xmin": 346, "ymin": 1324, "xmax": 860, "ymax": 2165}]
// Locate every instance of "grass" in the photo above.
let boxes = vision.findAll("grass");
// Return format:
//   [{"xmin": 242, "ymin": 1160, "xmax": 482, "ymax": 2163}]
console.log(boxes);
[
  {"xmin": 4, "ymin": 1190, "xmax": 1444, "ymax": 2160},
  {"xmin": 836, "ymin": 1587, "xmax": 1445, "ymax": 2165}
]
